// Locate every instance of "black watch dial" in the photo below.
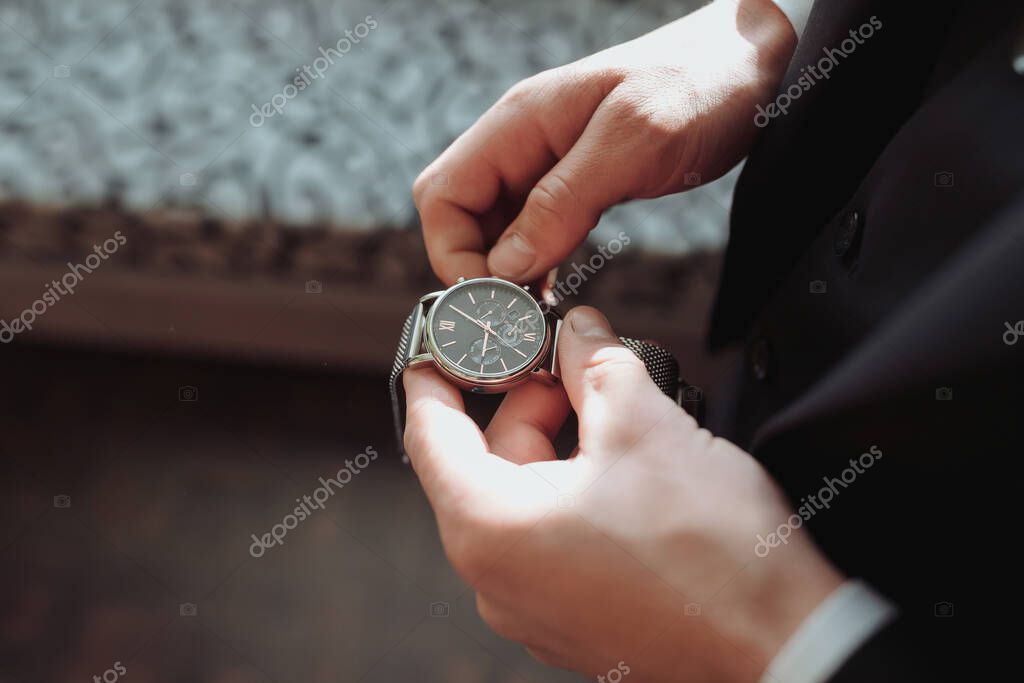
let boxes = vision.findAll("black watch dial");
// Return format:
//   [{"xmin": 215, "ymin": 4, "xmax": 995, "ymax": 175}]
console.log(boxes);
[{"xmin": 429, "ymin": 278, "xmax": 546, "ymax": 378}]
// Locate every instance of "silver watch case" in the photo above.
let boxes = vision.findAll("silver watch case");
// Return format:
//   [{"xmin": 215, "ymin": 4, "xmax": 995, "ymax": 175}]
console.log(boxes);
[{"xmin": 417, "ymin": 277, "xmax": 560, "ymax": 393}]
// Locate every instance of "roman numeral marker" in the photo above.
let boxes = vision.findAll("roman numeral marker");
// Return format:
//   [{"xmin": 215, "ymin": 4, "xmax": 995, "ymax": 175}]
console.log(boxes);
[
  {"xmin": 523, "ymin": 332, "xmax": 536, "ymax": 342},
  {"xmin": 439, "ymin": 320, "xmax": 456, "ymax": 332}
]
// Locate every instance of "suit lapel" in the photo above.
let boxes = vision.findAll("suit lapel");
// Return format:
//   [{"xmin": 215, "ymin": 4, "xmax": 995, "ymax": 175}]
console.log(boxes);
[{"xmin": 751, "ymin": 195, "xmax": 1024, "ymax": 451}]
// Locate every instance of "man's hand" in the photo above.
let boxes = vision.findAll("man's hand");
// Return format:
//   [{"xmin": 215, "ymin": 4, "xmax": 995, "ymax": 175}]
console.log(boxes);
[
  {"xmin": 404, "ymin": 307, "xmax": 843, "ymax": 682},
  {"xmin": 413, "ymin": 0, "xmax": 796, "ymax": 285}
]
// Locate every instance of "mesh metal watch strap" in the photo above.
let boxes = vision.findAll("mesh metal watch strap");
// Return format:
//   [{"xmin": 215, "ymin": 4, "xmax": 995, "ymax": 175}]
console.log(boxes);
[
  {"xmin": 389, "ymin": 303, "xmax": 422, "ymax": 463},
  {"xmin": 389, "ymin": 306, "xmax": 701, "ymax": 460},
  {"xmin": 618, "ymin": 337, "xmax": 705, "ymax": 426},
  {"xmin": 617, "ymin": 337, "xmax": 680, "ymax": 401}
]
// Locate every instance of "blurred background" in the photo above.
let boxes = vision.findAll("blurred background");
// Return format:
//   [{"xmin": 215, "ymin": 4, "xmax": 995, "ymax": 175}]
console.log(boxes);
[{"xmin": 0, "ymin": 1, "xmax": 739, "ymax": 681}]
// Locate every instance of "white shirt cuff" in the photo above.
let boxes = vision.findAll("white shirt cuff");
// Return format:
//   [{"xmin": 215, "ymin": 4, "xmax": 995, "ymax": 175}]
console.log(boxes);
[
  {"xmin": 769, "ymin": 0, "xmax": 814, "ymax": 39},
  {"xmin": 759, "ymin": 580, "xmax": 897, "ymax": 683}
]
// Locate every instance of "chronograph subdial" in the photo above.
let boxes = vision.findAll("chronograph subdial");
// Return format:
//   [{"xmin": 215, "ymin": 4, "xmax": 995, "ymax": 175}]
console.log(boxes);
[
  {"xmin": 496, "ymin": 323, "xmax": 523, "ymax": 347},
  {"xmin": 494, "ymin": 311, "xmax": 542, "ymax": 347},
  {"xmin": 468, "ymin": 337, "xmax": 501, "ymax": 369},
  {"xmin": 474, "ymin": 299, "xmax": 506, "ymax": 323},
  {"xmin": 516, "ymin": 311, "xmax": 543, "ymax": 334}
]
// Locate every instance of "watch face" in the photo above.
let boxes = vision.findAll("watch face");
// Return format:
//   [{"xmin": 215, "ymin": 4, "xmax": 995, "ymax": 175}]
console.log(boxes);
[{"xmin": 427, "ymin": 278, "xmax": 546, "ymax": 380}]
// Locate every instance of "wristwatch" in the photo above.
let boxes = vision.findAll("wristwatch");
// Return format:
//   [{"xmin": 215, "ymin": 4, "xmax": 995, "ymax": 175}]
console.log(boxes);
[{"xmin": 389, "ymin": 276, "xmax": 700, "ymax": 459}]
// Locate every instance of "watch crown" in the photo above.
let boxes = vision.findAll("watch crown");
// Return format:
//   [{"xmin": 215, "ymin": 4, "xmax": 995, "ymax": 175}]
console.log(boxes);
[{"xmin": 457, "ymin": 276, "xmax": 465, "ymax": 283}]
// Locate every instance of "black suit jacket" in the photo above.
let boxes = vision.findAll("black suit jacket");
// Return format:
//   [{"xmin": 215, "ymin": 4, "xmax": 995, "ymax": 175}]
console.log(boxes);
[{"xmin": 709, "ymin": 0, "xmax": 1021, "ymax": 678}]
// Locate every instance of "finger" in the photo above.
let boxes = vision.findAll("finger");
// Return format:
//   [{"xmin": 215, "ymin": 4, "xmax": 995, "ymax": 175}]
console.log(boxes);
[
  {"xmin": 415, "ymin": 97, "xmax": 555, "ymax": 286},
  {"xmin": 557, "ymin": 307, "xmax": 676, "ymax": 454},
  {"xmin": 417, "ymin": 69, "xmax": 618, "ymax": 286},
  {"xmin": 403, "ymin": 367, "xmax": 514, "ymax": 507},
  {"xmin": 486, "ymin": 112, "xmax": 636, "ymax": 283},
  {"xmin": 485, "ymin": 378, "xmax": 570, "ymax": 465}
]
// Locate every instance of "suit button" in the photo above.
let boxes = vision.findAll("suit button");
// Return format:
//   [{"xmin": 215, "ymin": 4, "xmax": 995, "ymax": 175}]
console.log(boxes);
[
  {"xmin": 834, "ymin": 210, "xmax": 861, "ymax": 258},
  {"xmin": 749, "ymin": 337, "xmax": 772, "ymax": 382}
]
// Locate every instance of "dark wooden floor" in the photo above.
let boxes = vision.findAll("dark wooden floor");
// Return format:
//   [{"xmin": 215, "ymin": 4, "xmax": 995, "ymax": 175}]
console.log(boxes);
[{"xmin": 0, "ymin": 342, "xmax": 585, "ymax": 683}]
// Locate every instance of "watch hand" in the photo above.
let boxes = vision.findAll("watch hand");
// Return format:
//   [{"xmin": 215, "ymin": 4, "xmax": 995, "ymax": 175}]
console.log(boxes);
[
  {"xmin": 449, "ymin": 304, "xmax": 529, "ymax": 358},
  {"xmin": 448, "ymin": 304, "xmax": 489, "ymax": 331},
  {"xmin": 480, "ymin": 327, "xmax": 490, "ymax": 373},
  {"xmin": 484, "ymin": 322, "xmax": 528, "ymax": 358}
]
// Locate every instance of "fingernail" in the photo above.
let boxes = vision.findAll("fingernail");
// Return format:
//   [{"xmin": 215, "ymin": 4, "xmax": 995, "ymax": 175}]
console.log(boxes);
[
  {"xmin": 568, "ymin": 307, "xmax": 614, "ymax": 339},
  {"xmin": 489, "ymin": 232, "xmax": 535, "ymax": 279}
]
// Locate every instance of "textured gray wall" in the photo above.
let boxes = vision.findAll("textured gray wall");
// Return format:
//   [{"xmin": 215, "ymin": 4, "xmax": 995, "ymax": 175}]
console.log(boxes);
[{"xmin": 0, "ymin": 0, "xmax": 735, "ymax": 254}]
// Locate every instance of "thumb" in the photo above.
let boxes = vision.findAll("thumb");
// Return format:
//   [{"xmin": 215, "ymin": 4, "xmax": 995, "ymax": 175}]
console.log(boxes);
[
  {"xmin": 557, "ymin": 307, "xmax": 677, "ymax": 454},
  {"xmin": 487, "ymin": 124, "xmax": 629, "ymax": 283},
  {"xmin": 403, "ymin": 366, "xmax": 533, "ymax": 521}
]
